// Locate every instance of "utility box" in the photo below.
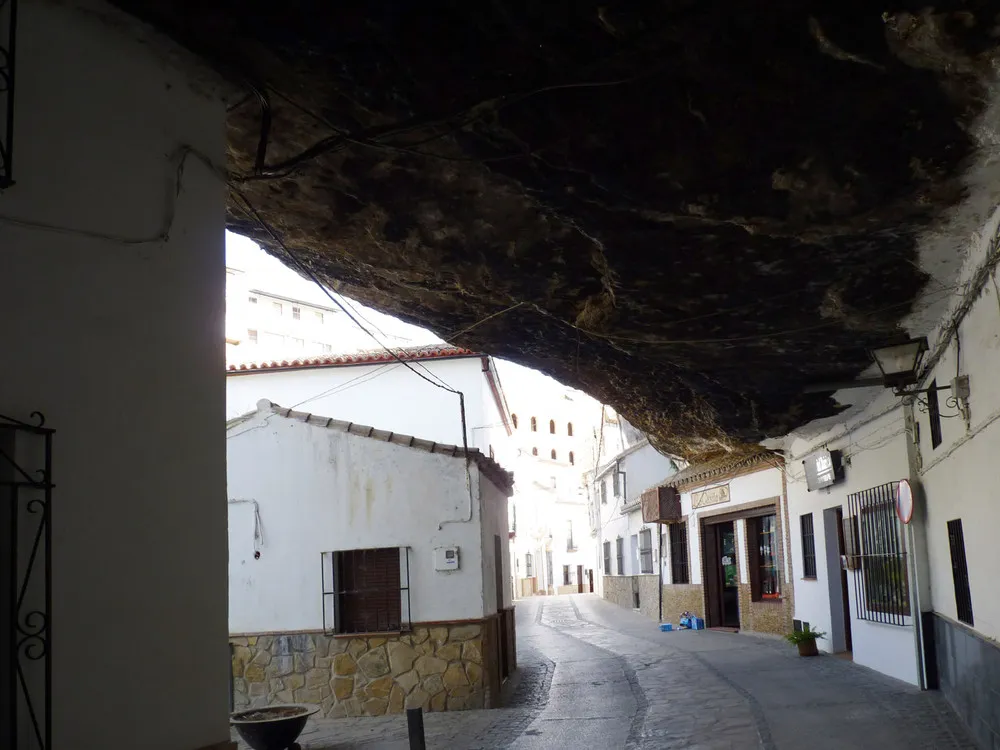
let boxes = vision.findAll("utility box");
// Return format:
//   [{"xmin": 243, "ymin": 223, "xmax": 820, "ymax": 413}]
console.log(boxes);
[
  {"xmin": 434, "ymin": 546, "xmax": 460, "ymax": 571},
  {"xmin": 641, "ymin": 486, "xmax": 682, "ymax": 523}
]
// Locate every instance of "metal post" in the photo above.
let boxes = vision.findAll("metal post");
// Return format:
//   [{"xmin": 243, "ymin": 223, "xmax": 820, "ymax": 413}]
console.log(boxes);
[{"xmin": 406, "ymin": 707, "xmax": 426, "ymax": 750}]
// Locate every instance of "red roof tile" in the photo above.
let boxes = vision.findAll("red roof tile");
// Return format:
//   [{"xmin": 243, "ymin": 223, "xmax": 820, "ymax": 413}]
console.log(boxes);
[{"xmin": 227, "ymin": 345, "xmax": 478, "ymax": 373}]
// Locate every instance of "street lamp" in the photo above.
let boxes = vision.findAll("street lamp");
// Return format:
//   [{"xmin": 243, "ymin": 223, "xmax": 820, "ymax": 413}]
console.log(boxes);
[{"xmin": 869, "ymin": 337, "xmax": 928, "ymax": 391}]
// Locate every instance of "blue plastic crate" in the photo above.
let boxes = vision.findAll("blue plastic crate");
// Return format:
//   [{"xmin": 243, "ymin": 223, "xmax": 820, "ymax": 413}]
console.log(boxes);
[
  {"xmin": 659, "ymin": 623, "xmax": 673, "ymax": 632},
  {"xmin": 690, "ymin": 617, "xmax": 705, "ymax": 630}
]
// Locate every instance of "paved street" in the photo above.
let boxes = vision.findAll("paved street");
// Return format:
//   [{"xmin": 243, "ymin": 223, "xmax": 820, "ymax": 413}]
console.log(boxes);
[{"xmin": 236, "ymin": 594, "xmax": 976, "ymax": 749}]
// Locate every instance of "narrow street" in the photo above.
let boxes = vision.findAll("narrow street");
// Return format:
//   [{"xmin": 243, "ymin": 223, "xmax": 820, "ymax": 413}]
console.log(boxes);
[{"xmin": 261, "ymin": 595, "xmax": 976, "ymax": 749}]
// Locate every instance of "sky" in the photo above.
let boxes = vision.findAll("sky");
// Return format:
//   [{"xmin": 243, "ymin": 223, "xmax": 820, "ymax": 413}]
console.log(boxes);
[{"xmin": 225, "ymin": 231, "xmax": 592, "ymax": 405}]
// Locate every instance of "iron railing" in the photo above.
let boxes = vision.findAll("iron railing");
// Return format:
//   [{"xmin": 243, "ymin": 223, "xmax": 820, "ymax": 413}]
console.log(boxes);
[
  {"xmin": 0, "ymin": 0, "xmax": 17, "ymax": 189},
  {"xmin": 847, "ymin": 481, "xmax": 910, "ymax": 626},
  {"xmin": 1, "ymin": 411, "xmax": 53, "ymax": 750}
]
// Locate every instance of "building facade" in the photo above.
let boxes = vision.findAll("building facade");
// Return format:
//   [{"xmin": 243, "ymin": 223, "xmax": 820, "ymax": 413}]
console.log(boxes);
[
  {"xmin": 657, "ymin": 457, "xmax": 794, "ymax": 636},
  {"xmin": 227, "ymin": 400, "xmax": 515, "ymax": 717},
  {"xmin": 226, "ymin": 345, "xmax": 513, "ymax": 461},
  {"xmin": 781, "ymin": 207, "xmax": 1000, "ymax": 749}
]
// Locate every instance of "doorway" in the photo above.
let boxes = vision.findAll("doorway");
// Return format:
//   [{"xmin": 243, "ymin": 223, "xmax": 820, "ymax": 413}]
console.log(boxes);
[
  {"xmin": 825, "ymin": 507, "xmax": 853, "ymax": 654},
  {"xmin": 576, "ymin": 565, "xmax": 584, "ymax": 593},
  {"xmin": 494, "ymin": 535, "xmax": 509, "ymax": 680},
  {"xmin": 703, "ymin": 520, "xmax": 740, "ymax": 628},
  {"xmin": 587, "ymin": 569, "xmax": 594, "ymax": 593}
]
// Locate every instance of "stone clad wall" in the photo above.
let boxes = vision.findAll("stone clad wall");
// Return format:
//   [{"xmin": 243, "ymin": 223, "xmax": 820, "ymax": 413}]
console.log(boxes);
[
  {"xmin": 232, "ymin": 622, "xmax": 487, "ymax": 718},
  {"xmin": 737, "ymin": 584, "xmax": 792, "ymax": 636},
  {"xmin": 661, "ymin": 584, "xmax": 705, "ymax": 625},
  {"xmin": 602, "ymin": 575, "xmax": 633, "ymax": 610},
  {"xmin": 637, "ymin": 575, "xmax": 661, "ymax": 620}
]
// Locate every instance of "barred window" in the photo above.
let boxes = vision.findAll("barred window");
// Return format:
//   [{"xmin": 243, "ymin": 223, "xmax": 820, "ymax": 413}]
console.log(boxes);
[
  {"xmin": 800, "ymin": 513, "xmax": 817, "ymax": 579},
  {"xmin": 639, "ymin": 529, "xmax": 653, "ymax": 574},
  {"xmin": 321, "ymin": 547, "xmax": 410, "ymax": 635},
  {"xmin": 669, "ymin": 523, "xmax": 689, "ymax": 584},
  {"xmin": 525, "ymin": 552, "xmax": 534, "ymax": 578},
  {"xmin": 603, "ymin": 541, "xmax": 611, "ymax": 574},
  {"xmin": 847, "ymin": 482, "xmax": 911, "ymax": 625},
  {"xmin": 615, "ymin": 537, "xmax": 624, "ymax": 575}
]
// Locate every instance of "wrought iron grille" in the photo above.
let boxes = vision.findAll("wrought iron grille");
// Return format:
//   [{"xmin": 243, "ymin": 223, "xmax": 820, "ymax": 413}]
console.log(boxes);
[
  {"xmin": 847, "ymin": 482, "xmax": 911, "ymax": 626},
  {"xmin": 1, "ymin": 412, "xmax": 53, "ymax": 750},
  {"xmin": 321, "ymin": 547, "xmax": 410, "ymax": 635},
  {"xmin": 0, "ymin": 0, "xmax": 17, "ymax": 189}
]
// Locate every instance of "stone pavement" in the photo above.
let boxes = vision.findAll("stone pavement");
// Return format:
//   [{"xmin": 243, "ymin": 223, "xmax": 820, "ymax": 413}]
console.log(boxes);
[{"xmin": 234, "ymin": 595, "xmax": 977, "ymax": 749}]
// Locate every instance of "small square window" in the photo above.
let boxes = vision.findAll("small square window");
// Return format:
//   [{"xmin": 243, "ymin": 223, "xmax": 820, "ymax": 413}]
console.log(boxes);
[
  {"xmin": 247, "ymin": 329, "xmax": 258, "ymax": 344},
  {"xmin": 248, "ymin": 296, "xmax": 258, "ymax": 304},
  {"xmin": 292, "ymin": 306, "xmax": 301, "ymax": 320},
  {"xmin": 314, "ymin": 311, "xmax": 324, "ymax": 324}
]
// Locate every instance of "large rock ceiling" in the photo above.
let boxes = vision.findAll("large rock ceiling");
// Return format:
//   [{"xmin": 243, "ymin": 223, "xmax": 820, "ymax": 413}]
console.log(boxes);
[{"xmin": 117, "ymin": 0, "xmax": 999, "ymax": 458}]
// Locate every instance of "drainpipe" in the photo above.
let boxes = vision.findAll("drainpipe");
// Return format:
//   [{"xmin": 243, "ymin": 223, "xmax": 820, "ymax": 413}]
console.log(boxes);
[{"xmin": 902, "ymin": 399, "xmax": 930, "ymax": 689}]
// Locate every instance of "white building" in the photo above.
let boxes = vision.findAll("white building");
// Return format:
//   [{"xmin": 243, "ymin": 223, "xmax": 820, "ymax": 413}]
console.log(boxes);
[
  {"xmin": 227, "ymin": 400, "xmax": 515, "ymax": 717},
  {"xmin": 505, "ymin": 383, "xmax": 602, "ymax": 597},
  {"xmin": 778, "ymin": 207, "xmax": 1000, "ymax": 747},
  {"xmin": 588, "ymin": 413, "xmax": 680, "ymax": 611},
  {"xmin": 1, "ymin": 3, "xmax": 231, "ymax": 749},
  {"xmin": 227, "ymin": 345, "xmax": 513, "ymax": 462}
]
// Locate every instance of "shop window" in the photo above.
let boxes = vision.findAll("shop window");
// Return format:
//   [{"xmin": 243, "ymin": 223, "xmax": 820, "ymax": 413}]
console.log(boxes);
[
  {"xmin": 669, "ymin": 523, "xmax": 690, "ymax": 584},
  {"xmin": 947, "ymin": 519, "xmax": 974, "ymax": 626},
  {"xmin": 747, "ymin": 514, "xmax": 780, "ymax": 601},
  {"xmin": 639, "ymin": 529, "xmax": 653, "ymax": 574},
  {"xmin": 800, "ymin": 513, "xmax": 817, "ymax": 579},
  {"xmin": 321, "ymin": 547, "xmax": 409, "ymax": 635}
]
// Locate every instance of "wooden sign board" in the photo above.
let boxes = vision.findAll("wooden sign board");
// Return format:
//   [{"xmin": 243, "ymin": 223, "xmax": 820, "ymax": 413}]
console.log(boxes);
[{"xmin": 692, "ymin": 484, "xmax": 730, "ymax": 509}]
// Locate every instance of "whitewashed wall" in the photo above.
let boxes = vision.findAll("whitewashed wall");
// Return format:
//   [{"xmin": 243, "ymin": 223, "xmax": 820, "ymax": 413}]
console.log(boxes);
[
  {"xmin": 227, "ymin": 355, "xmax": 503, "ymax": 454},
  {"xmin": 227, "ymin": 407, "xmax": 500, "ymax": 632},
  {"xmin": 915, "ymin": 209, "xmax": 1000, "ymax": 643},
  {"xmin": 785, "ymin": 405, "xmax": 918, "ymax": 685},
  {"xmin": 480, "ymin": 474, "xmax": 513, "ymax": 614},
  {"xmin": 676, "ymin": 467, "xmax": 785, "ymax": 587},
  {"xmin": 0, "ymin": 3, "xmax": 228, "ymax": 747}
]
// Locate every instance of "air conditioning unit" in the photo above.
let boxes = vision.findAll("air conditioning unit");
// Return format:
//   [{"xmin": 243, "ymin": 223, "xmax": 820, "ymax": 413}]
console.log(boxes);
[{"xmin": 641, "ymin": 486, "xmax": 681, "ymax": 523}]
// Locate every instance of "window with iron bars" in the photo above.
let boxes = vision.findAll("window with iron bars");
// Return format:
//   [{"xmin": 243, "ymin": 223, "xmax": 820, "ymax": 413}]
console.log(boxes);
[
  {"xmin": 638, "ymin": 528, "xmax": 653, "ymax": 574},
  {"xmin": 603, "ymin": 541, "xmax": 611, "ymax": 574},
  {"xmin": 615, "ymin": 537, "xmax": 624, "ymax": 575},
  {"xmin": 321, "ymin": 547, "xmax": 411, "ymax": 635},
  {"xmin": 669, "ymin": 523, "xmax": 690, "ymax": 584},
  {"xmin": 800, "ymin": 513, "xmax": 817, "ymax": 579},
  {"xmin": 525, "ymin": 552, "xmax": 534, "ymax": 578},
  {"xmin": 847, "ymin": 482, "xmax": 910, "ymax": 625}
]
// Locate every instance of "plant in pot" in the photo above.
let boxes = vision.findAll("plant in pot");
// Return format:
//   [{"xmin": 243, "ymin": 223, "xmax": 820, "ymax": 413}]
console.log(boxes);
[
  {"xmin": 785, "ymin": 625, "xmax": 826, "ymax": 657},
  {"xmin": 230, "ymin": 704, "xmax": 319, "ymax": 750}
]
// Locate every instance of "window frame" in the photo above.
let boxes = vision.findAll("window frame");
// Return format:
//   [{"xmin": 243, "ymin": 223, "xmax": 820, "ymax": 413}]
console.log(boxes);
[
  {"xmin": 525, "ymin": 552, "xmax": 534, "ymax": 578},
  {"xmin": 800, "ymin": 513, "xmax": 817, "ymax": 579},
  {"xmin": 947, "ymin": 519, "xmax": 974, "ymax": 626},
  {"xmin": 615, "ymin": 537, "xmax": 624, "ymax": 575},
  {"xmin": 747, "ymin": 514, "xmax": 781, "ymax": 602},
  {"xmin": 321, "ymin": 546, "xmax": 410, "ymax": 636},
  {"xmin": 638, "ymin": 528, "xmax": 653, "ymax": 574},
  {"xmin": 669, "ymin": 523, "xmax": 690, "ymax": 584},
  {"xmin": 292, "ymin": 305, "xmax": 301, "ymax": 320},
  {"xmin": 563, "ymin": 565, "xmax": 571, "ymax": 586},
  {"xmin": 847, "ymin": 482, "xmax": 911, "ymax": 625},
  {"xmin": 603, "ymin": 541, "xmax": 611, "ymax": 574}
]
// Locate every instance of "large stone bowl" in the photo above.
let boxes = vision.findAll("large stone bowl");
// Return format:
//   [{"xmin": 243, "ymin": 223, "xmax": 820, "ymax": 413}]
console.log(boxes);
[{"xmin": 230, "ymin": 704, "xmax": 319, "ymax": 750}]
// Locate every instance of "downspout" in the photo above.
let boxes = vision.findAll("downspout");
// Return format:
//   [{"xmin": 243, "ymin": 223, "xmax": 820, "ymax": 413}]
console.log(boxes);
[{"xmin": 902, "ymin": 399, "xmax": 929, "ymax": 689}]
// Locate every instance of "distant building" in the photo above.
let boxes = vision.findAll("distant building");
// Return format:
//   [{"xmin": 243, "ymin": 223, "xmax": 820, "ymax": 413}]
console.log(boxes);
[{"xmin": 228, "ymin": 400, "xmax": 515, "ymax": 717}]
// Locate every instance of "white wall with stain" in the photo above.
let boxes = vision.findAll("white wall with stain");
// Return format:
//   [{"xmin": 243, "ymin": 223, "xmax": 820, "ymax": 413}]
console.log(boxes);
[{"xmin": 228, "ymin": 403, "xmax": 510, "ymax": 632}]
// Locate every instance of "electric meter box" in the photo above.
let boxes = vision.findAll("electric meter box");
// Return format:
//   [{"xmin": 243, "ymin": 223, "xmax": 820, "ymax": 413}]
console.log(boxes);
[{"xmin": 434, "ymin": 546, "xmax": 460, "ymax": 571}]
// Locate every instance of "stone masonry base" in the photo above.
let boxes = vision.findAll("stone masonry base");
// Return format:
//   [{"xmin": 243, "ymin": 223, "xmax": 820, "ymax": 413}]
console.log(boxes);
[{"xmin": 232, "ymin": 621, "xmax": 489, "ymax": 718}]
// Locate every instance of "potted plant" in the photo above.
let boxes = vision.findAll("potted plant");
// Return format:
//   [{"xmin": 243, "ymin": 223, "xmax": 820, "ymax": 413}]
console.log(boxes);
[
  {"xmin": 230, "ymin": 704, "xmax": 319, "ymax": 750},
  {"xmin": 785, "ymin": 625, "xmax": 826, "ymax": 657}
]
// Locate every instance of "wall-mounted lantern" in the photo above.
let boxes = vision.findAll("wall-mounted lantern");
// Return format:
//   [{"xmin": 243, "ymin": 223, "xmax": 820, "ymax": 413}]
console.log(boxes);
[{"xmin": 869, "ymin": 337, "xmax": 929, "ymax": 391}]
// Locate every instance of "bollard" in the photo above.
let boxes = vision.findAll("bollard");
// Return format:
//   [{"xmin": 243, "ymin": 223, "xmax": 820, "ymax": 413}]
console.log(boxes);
[{"xmin": 407, "ymin": 707, "xmax": 427, "ymax": 750}]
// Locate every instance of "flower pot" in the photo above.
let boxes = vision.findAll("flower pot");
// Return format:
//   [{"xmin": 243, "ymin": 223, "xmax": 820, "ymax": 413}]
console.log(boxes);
[
  {"xmin": 797, "ymin": 639, "xmax": 819, "ymax": 657},
  {"xmin": 230, "ymin": 704, "xmax": 319, "ymax": 750}
]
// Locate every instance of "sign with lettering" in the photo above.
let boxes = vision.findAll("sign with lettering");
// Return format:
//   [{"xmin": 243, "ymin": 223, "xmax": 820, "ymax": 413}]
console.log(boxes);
[{"xmin": 692, "ymin": 484, "xmax": 730, "ymax": 509}]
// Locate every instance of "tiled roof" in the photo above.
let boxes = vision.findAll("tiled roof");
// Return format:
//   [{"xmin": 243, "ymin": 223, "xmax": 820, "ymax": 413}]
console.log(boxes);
[
  {"xmin": 238, "ymin": 399, "xmax": 514, "ymax": 495},
  {"xmin": 227, "ymin": 345, "xmax": 478, "ymax": 373},
  {"xmin": 662, "ymin": 450, "xmax": 781, "ymax": 490}
]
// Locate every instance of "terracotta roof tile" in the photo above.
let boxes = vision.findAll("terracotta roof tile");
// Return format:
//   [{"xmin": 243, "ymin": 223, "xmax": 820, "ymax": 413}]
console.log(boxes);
[
  {"xmin": 663, "ymin": 450, "xmax": 781, "ymax": 490},
  {"xmin": 227, "ymin": 344, "xmax": 478, "ymax": 373},
  {"xmin": 236, "ymin": 399, "xmax": 514, "ymax": 495}
]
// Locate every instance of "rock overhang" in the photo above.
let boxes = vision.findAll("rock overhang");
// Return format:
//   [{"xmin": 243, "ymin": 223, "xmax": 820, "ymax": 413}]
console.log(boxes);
[{"xmin": 113, "ymin": 0, "xmax": 1000, "ymax": 459}]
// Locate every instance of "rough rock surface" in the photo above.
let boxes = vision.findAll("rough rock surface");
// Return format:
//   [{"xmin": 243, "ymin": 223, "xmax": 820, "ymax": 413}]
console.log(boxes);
[{"xmin": 115, "ymin": 0, "xmax": 999, "ymax": 457}]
